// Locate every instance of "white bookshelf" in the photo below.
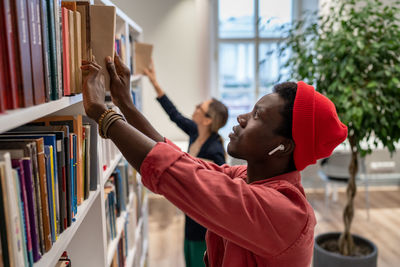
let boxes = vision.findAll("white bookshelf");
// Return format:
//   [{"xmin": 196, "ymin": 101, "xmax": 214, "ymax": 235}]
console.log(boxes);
[{"xmin": 0, "ymin": 1, "xmax": 148, "ymax": 267}]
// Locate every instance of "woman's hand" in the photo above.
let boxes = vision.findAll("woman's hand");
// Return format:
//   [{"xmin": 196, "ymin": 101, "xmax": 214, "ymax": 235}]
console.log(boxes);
[
  {"xmin": 81, "ymin": 60, "xmax": 107, "ymax": 122},
  {"xmin": 143, "ymin": 60, "xmax": 165, "ymax": 98},
  {"xmin": 106, "ymin": 53, "xmax": 133, "ymax": 110},
  {"xmin": 143, "ymin": 60, "xmax": 157, "ymax": 85}
]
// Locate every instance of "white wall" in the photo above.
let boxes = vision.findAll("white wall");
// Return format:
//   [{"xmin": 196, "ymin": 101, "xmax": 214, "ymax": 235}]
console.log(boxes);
[{"xmin": 113, "ymin": 0, "xmax": 211, "ymax": 141}]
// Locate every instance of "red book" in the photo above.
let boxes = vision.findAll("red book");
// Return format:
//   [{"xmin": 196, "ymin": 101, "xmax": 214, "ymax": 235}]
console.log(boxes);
[
  {"xmin": 62, "ymin": 7, "xmax": 71, "ymax": 96},
  {"xmin": 0, "ymin": 27, "xmax": 6, "ymax": 113},
  {"xmin": 0, "ymin": 0, "xmax": 19, "ymax": 109},
  {"xmin": 10, "ymin": 0, "xmax": 34, "ymax": 107},
  {"xmin": 27, "ymin": 0, "xmax": 46, "ymax": 105}
]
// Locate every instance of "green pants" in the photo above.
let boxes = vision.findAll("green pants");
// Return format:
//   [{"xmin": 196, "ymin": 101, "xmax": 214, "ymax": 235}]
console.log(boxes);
[{"xmin": 184, "ymin": 239, "xmax": 207, "ymax": 267}]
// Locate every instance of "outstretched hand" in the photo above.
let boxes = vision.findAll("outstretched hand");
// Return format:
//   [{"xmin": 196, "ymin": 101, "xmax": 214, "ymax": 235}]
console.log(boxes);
[
  {"xmin": 106, "ymin": 53, "xmax": 133, "ymax": 109},
  {"xmin": 143, "ymin": 60, "xmax": 157, "ymax": 85},
  {"xmin": 81, "ymin": 59, "xmax": 107, "ymax": 122}
]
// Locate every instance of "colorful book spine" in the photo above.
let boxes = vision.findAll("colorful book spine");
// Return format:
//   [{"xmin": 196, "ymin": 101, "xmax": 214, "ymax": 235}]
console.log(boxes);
[
  {"xmin": 27, "ymin": 0, "xmax": 46, "ymax": 105},
  {"xmin": 13, "ymin": 168, "xmax": 29, "ymax": 267},
  {"xmin": 12, "ymin": 159, "xmax": 34, "ymax": 266},
  {"xmin": 44, "ymin": 146, "xmax": 56, "ymax": 243},
  {"xmin": 49, "ymin": 146, "xmax": 58, "ymax": 240},
  {"xmin": 61, "ymin": 7, "xmax": 71, "ymax": 96},
  {"xmin": 11, "ymin": 0, "xmax": 35, "ymax": 107},
  {"xmin": 46, "ymin": 0, "xmax": 59, "ymax": 100},
  {"xmin": 39, "ymin": 0, "xmax": 51, "ymax": 102},
  {"xmin": 22, "ymin": 158, "xmax": 41, "ymax": 262}
]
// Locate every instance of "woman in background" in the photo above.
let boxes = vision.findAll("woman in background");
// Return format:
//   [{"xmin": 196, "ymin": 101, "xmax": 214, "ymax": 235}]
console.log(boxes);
[{"xmin": 144, "ymin": 62, "xmax": 228, "ymax": 267}]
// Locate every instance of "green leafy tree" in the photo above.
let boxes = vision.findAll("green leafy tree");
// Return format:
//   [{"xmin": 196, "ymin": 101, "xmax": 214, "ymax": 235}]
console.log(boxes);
[{"xmin": 278, "ymin": 0, "xmax": 400, "ymax": 256}]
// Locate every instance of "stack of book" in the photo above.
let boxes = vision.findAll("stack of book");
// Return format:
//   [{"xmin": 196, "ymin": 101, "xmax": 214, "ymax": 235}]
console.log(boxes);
[
  {"xmin": 0, "ymin": 115, "xmax": 98, "ymax": 265},
  {"xmin": 0, "ymin": 0, "xmax": 117, "ymax": 111}
]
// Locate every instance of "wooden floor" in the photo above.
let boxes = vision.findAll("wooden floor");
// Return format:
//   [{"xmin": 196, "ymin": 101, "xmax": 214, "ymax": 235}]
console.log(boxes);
[
  {"xmin": 147, "ymin": 186, "xmax": 400, "ymax": 267},
  {"xmin": 308, "ymin": 186, "xmax": 400, "ymax": 267}
]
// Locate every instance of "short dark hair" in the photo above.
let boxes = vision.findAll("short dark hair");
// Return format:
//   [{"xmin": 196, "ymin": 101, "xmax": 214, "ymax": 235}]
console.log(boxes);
[{"xmin": 273, "ymin": 82, "xmax": 297, "ymax": 139}]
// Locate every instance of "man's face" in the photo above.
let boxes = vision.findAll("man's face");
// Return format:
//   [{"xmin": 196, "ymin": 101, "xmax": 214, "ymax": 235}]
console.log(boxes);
[{"xmin": 227, "ymin": 93, "xmax": 286, "ymax": 161}]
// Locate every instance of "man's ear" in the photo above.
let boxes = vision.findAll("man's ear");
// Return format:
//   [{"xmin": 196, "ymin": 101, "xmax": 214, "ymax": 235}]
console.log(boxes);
[{"xmin": 279, "ymin": 139, "xmax": 295, "ymax": 157}]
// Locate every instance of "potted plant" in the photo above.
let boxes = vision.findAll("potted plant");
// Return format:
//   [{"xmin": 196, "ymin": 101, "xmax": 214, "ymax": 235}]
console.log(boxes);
[{"xmin": 276, "ymin": 0, "xmax": 400, "ymax": 266}]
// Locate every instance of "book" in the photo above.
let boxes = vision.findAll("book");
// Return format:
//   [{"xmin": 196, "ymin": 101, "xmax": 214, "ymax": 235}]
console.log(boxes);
[
  {"xmin": 0, "ymin": 0, "xmax": 19, "ymax": 109},
  {"xmin": 11, "ymin": 126, "xmax": 68, "ymax": 235},
  {"xmin": 54, "ymin": 0, "xmax": 63, "ymax": 99},
  {"xmin": 82, "ymin": 116, "xmax": 98, "ymax": 191},
  {"xmin": 18, "ymin": 124, "xmax": 71, "ymax": 228},
  {"xmin": 35, "ymin": 115, "xmax": 84, "ymax": 205},
  {"xmin": 46, "ymin": 0, "xmax": 59, "ymax": 100},
  {"xmin": 0, "ymin": 15, "xmax": 7, "ymax": 113},
  {"xmin": 68, "ymin": 9, "xmax": 76, "ymax": 95},
  {"xmin": 44, "ymin": 146, "xmax": 56, "ymax": 243},
  {"xmin": 0, "ymin": 161, "xmax": 13, "ymax": 267},
  {"xmin": 11, "ymin": 160, "xmax": 34, "ymax": 266},
  {"xmin": 90, "ymin": 5, "xmax": 116, "ymax": 91},
  {"xmin": 0, "ymin": 138, "xmax": 49, "ymax": 253},
  {"xmin": 11, "ymin": 0, "xmax": 35, "ymax": 107},
  {"xmin": 73, "ymin": 11, "xmax": 82, "ymax": 94},
  {"xmin": 134, "ymin": 42, "xmax": 153, "ymax": 75},
  {"xmin": 39, "ymin": 0, "xmax": 51, "ymax": 102},
  {"xmin": 61, "ymin": 7, "xmax": 71, "ymax": 96},
  {"xmin": 27, "ymin": 0, "xmax": 46, "ymax": 105},
  {"xmin": 12, "ymin": 168, "xmax": 29, "ymax": 266},
  {"xmin": 76, "ymin": 1, "xmax": 91, "ymax": 61},
  {"xmin": 0, "ymin": 133, "xmax": 60, "ymax": 239},
  {"xmin": 0, "ymin": 153, "xmax": 26, "ymax": 266}
]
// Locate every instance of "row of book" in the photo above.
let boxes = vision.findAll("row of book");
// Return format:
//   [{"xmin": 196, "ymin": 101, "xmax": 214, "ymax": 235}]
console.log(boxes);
[
  {"xmin": 0, "ymin": 114, "xmax": 98, "ymax": 266},
  {"xmin": 105, "ymin": 159, "xmax": 142, "ymax": 266},
  {"xmin": 0, "ymin": 0, "xmax": 117, "ymax": 111}
]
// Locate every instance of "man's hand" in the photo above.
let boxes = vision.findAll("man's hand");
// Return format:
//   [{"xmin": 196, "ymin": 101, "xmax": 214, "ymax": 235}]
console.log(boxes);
[
  {"xmin": 81, "ymin": 60, "xmax": 107, "ymax": 122},
  {"xmin": 106, "ymin": 53, "xmax": 133, "ymax": 109}
]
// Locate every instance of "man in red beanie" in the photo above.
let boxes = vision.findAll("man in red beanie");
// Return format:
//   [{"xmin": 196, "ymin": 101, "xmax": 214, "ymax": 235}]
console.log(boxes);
[{"xmin": 81, "ymin": 57, "xmax": 348, "ymax": 267}]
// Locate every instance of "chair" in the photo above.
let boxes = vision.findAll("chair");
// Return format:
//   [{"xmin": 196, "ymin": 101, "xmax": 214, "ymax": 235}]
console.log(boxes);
[{"xmin": 318, "ymin": 151, "xmax": 370, "ymax": 219}]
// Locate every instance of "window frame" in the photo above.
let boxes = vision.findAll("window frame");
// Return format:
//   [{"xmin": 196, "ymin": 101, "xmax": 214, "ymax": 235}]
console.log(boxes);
[{"xmin": 214, "ymin": 0, "xmax": 297, "ymax": 117}]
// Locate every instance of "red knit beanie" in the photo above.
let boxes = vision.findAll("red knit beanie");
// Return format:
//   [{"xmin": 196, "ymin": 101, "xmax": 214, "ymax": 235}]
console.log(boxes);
[{"xmin": 292, "ymin": 81, "xmax": 348, "ymax": 171}]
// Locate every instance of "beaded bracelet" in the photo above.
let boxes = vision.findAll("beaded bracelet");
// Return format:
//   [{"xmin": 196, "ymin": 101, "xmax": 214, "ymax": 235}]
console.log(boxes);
[
  {"xmin": 98, "ymin": 109, "xmax": 115, "ymax": 138},
  {"xmin": 102, "ymin": 113, "xmax": 125, "ymax": 138}
]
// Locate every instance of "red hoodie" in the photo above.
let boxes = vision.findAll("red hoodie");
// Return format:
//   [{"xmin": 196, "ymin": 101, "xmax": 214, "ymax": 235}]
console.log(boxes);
[{"xmin": 140, "ymin": 140, "xmax": 316, "ymax": 267}]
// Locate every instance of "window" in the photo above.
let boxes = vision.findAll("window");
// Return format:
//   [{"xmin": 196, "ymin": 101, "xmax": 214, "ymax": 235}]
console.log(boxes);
[{"xmin": 217, "ymin": 0, "xmax": 293, "ymax": 139}]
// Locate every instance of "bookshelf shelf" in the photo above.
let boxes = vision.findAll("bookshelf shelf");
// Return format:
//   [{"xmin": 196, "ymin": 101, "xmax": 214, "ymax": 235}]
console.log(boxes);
[
  {"xmin": 103, "ymin": 152, "xmax": 123, "ymax": 186},
  {"xmin": 0, "ymin": 94, "xmax": 83, "ymax": 133},
  {"xmin": 106, "ymin": 193, "xmax": 134, "ymax": 266},
  {"xmin": 33, "ymin": 190, "xmax": 100, "ymax": 267}
]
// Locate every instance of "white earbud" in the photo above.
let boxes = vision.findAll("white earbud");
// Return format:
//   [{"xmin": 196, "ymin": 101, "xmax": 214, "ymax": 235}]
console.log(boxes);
[{"xmin": 268, "ymin": 144, "xmax": 285, "ymax": 156}]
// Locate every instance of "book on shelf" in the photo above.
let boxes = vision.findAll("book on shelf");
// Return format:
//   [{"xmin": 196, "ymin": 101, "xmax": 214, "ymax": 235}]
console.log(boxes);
[
  {"xmin": 11, "ymin": 0, "xmax": 35, "ymax": 107},
  {"xmin": 61, "ymin": 7, "xmax": 71, "ymax": 96},
  {"xmin": 90, "ymin": 5, "xmax": 116, "ymax": 91},
  {"xmin": 134, "ymin": 42, "xmax": 153, "ymax": 75},
  {"xmin": 0, "ymin": 152, "xmax": 27, "ymax": 266},
  {"xmin": 27, "ymin": 0, "xmax": 46, "ymax": 105},
  {"xmin": 1, "ymin": 0, "xmax": 124, "ymax": 111}
]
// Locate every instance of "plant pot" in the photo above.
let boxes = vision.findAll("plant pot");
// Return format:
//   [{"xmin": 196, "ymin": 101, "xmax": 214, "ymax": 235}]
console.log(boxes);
[{"xmin": 313, "ymin": 232, "xmax": 378, "ymax": 267}]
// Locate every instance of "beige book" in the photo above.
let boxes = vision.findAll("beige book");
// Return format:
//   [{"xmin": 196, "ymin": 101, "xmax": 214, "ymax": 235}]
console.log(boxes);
[
  {"xmin": 134, "ymin": 42, "xmax": 153, "ymax": 75},
  {"xmin": 74, "ymin": 11, "xmax": 82, "ymax": 94},
  {"xmin": 68, "ymin": 10, "xmax": 76, "ymax": 94},
  {"xmin": 76, "ymin": 1, "xmax": 91, "ymax": 60},
  {"xmin": 90, "ymin": 5, "xmax": 116, "ymax": 91}
]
